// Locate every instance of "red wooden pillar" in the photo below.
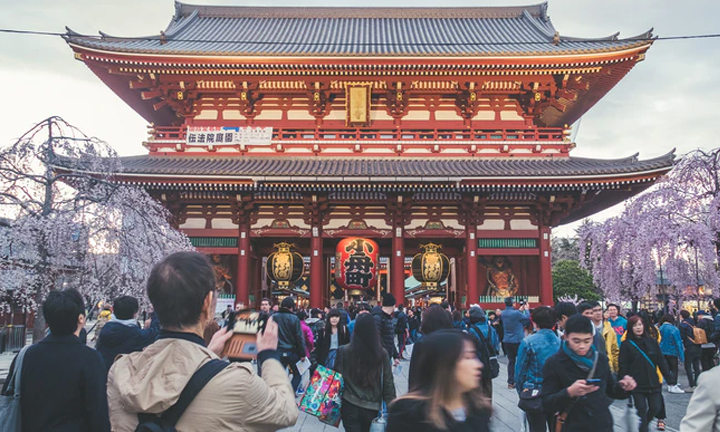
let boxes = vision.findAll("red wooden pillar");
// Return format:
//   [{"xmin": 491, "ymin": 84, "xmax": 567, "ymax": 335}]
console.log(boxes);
[
  {"xmin": 310, "ymin": 226, "xmax": 323, "ymax": 309},
  {"xmin": 539, "ymin": 224, "xmax": 553, "ymax": 306},
  {"xmin": 465, "ymin": 225, "xmax": 478, "ymax": 307},
  {"xmin": 236, "ymin": 222, "xmax": 250, "ymax": 306},
  {"xmin": 391, "ymin": 227, "xmax": 405, "ymax": 306}
]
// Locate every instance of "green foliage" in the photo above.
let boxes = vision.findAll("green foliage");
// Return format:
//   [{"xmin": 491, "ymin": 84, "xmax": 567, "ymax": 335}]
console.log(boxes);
[{"xmin": 552, "ymin": 259, "xmax": 601, "ymax": 302}]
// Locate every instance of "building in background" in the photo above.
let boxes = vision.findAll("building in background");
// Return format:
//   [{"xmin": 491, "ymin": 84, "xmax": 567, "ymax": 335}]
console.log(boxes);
[{"xmin": 64, "ymin": 2, "xmax": 673, "ymax": 308}]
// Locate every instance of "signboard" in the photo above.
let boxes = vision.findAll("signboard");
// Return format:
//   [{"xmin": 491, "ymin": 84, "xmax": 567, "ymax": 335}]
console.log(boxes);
[
  {"xmin": 186, "ymin": 126, "xmax": 273, "ymax": 146},
  {"xmin": 216, "ymin": 296, "xmax": 235, "ymax": 315}
]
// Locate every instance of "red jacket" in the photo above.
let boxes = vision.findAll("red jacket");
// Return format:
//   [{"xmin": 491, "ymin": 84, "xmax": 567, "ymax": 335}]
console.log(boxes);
[{"xmin": 300, "ymin": 320, "xmax": 315, "ymax": 358}]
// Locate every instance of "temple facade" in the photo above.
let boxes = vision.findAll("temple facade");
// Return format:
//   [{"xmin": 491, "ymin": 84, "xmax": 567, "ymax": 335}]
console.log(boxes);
[{"xmin": 65, "ymin": 2, "xmax": 674, "ymax": 308}]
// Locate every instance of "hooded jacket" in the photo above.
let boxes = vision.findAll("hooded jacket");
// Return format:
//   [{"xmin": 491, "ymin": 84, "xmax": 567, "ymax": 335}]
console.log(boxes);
[
  {"xmin": 96, "ymin": 312, "xmax": 161, "ymax": 373},
  {"xmin": 372, "ymin": 306, "xmax": 399, "ymax": 360},
  {"xmin": 600, "ymin": 320, "xmax": 620, "ymax": 373},
  {"xmin": 107, "ymin": 333, "xmax": 298, "ymax": 432}
]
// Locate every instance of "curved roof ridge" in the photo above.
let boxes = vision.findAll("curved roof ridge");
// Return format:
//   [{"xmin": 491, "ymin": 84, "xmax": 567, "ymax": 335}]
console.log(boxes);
[
  {"xmin": 521, "ymin": 9, "xmax": 556, "ymax": 39},
  {"xmin": 561, "ymin": 31, "xmax": 620, "ymax": 42},
  {"xmin": 173, "ymin": 1, "xmax": 551, "ymax": 20},
  {"xmin": 164, "ymin": 8, "xmax": 199, "ymax": 38}
]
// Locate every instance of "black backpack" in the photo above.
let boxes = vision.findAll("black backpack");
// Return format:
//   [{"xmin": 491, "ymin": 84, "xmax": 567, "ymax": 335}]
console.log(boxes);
[
  {"xmin": 134, "ymin": 359, "xmax": 228, "ymax": 432},
  {"xmin": 469, "ymin": 324, "xmax": 500, "ymax": 379}
]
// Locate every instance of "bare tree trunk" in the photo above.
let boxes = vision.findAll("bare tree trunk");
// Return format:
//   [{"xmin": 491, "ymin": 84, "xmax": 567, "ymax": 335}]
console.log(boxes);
[{"xmin": 32, "ymin": 119, "xmax": 56, "ymax": 343}]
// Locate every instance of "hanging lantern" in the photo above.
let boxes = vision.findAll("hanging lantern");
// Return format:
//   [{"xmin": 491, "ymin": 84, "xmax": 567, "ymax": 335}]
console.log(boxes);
[
  {"xmin": 266, "ymin": 242, "xmax": 304, "ymax": 289},
  {"xmin": 335, "ymin": 238, "xmax": 379, "ymax": 292},
  {"xmin": 411, "ymin": 243, "xmax": 450, "ymax": 290}
]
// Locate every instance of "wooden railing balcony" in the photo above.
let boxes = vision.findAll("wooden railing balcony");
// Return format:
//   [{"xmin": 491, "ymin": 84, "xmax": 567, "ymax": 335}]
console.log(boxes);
[{"xmin": 145, "ymin": 126, "xmax": 573, "ymax": 157}]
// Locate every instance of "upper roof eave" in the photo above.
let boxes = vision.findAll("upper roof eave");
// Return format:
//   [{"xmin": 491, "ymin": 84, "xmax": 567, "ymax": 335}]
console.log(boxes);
[{"xmin": 172, "ymin": 1, "xmax": 551, "ymax": 20}]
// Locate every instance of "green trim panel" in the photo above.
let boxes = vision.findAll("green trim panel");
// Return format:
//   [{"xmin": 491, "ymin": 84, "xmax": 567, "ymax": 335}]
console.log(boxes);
[
  {"xmin": 478, "ymin": 238, "xmax": 537, "ymax": 249},
  {"xmin": 190, "ymin": 237, "xmax": 238, "ymax": 248}
]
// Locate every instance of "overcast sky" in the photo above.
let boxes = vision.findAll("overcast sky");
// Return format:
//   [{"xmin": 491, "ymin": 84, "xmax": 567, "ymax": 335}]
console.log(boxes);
[{"xmin": 1, "ymin": 0, "xmax": 718, "ymax": 236}]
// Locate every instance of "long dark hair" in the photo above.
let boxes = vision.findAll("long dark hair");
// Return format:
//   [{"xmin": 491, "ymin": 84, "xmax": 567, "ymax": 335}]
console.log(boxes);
[
  {"xmin": 323, "ymin": 308, "xmax": 348, "ymax": 343},
  {"xmin": 397, "ymin": 330, "xmax": 488, "ymax": 429},
  {"xmin": 343, "ymin": 314, "xmax": 385, "ymax": 389},
  {"xmin": 420, "ymin": 305, "xmax": 453, "ymax": 335}
]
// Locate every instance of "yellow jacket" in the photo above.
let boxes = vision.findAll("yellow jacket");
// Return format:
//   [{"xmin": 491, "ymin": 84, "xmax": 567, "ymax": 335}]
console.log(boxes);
[
  {"xmin": 602, "ymin": 321, "xmax": 620, "ymax": 373},
  {"xmin": 621, "ymin": 329, "xmax": 663, "ymax": 383}
]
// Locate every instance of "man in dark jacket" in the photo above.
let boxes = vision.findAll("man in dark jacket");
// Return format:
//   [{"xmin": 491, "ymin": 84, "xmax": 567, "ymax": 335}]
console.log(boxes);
[
  {"xmin": 395, "ymin": 305, "xmax": 409, "ymax": 358},
  {"xmin": 96, "ymin": 295, "xmax": 161, "ymax": 372},
  {"xmin": 272, "ymin": 296, "xmax": 306, "ymax": 391},
  {"xmin": 373, "ymin": 293, "xmax": 400, "ymax": 365},
  {"xmin": 680, "ymin": 309, "xmax": 702, "ymax": 389},
  {"xmin": 542, "ymin": 315, "xmax": 636, "ymax": 432},
  {"xmin": 2, "ymin": 288, "xmax": 110, "ymax": 432}
]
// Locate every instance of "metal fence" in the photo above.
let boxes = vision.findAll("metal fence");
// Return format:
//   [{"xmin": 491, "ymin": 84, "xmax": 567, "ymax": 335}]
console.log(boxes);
[{"xmin": 1, "ymin": 325, "xmax": 25, "ymax": 353}]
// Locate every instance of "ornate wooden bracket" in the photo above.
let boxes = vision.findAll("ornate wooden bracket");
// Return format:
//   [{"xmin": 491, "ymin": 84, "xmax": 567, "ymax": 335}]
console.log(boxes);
[
  {"xmin": 458, "ymin": 195, "xmax": 486, "ymax": 227},
  {"xmin": 234, "ymin": 81, "xmax": 260, "ymax": 118},
  {"xmin": 307, "ymin": 82, "xmax": 332, "ymax": 120},
  {"xmin": 384, "ymin": 194, "xmax": 413, "ymax": 228},
  {"xmin": 231, "ymin": 194, "xmax": 257, "ymax": 226},
  {"xmin": 302, "ymin": 194, "xmax": 329, "ymax": 227},
  {"xmin": 455, "ymin": 83, "xmax": 481, "ymax": 121},
  {"xmin": 385, "ymin": 82, "xmax": 410, "ymax": 121},
  {"xmin": 156, "ymin": 191, "xmax": 187, "ymax": 229}
]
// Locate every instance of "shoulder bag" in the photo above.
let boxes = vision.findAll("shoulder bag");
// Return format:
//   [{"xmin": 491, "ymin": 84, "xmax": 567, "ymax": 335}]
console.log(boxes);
[
  {"xmin": 0, "ymin": 345, "xmax": 30, "ymax": 432},
  {"xmin": 555, "ymin": 350, "xmax": 599, "ymax": 432},
  {"xmin": 369, "ymin": 365, "xmax": 387, "ymax": 432},
  {"xmin": 135, "ymin": 359, "xmax": 228, "ymax": 432}
]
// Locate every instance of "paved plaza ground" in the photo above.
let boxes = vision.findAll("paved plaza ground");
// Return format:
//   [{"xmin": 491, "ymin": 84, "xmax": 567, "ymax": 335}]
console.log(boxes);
[
  {"xmin": 0, "ymin": 324, "xmax": 693, "ymax": 431},
  {"xmin": 283, "ymin": 352, "xmax": 691, "ymax": 432}
]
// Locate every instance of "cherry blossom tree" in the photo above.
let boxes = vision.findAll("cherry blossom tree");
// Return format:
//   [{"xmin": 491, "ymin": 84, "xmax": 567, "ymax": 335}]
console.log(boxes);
[
  {"xmin": 578, "ymin": 148, "xmax": 720, "ymax": 306},
  {"xmin": 0, "ymin": 117, "xmax": 192, "ymax": 340}
]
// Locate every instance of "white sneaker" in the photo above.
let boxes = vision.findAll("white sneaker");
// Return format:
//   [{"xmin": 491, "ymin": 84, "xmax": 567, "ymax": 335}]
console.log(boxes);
[{"xmin": 668, "ymin": 385, "xmax": 684, "ymax": 394}]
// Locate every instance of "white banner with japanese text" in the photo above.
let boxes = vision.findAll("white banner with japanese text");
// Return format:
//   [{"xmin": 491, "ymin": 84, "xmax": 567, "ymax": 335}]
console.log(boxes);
[{"xmin": 186, "ymin": 126, "xmax": 273, "ymax": 146}]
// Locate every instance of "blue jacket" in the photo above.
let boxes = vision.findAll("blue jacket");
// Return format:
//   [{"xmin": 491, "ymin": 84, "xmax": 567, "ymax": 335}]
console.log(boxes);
[
  {"xmin": 608, "ymin": 316, "xmax": 628, "ymax": 347},
  {"xmin": 96, "ymin": 313, "xmax": 161, "ymax": 373},
  {"xmin": 659, "ymin": 322, "xmax": 685, "ymax": 362},
  {"xmin": 515, "ymin": 329, "xmax": 561, "ymax": 392},
  {"xmin": 501, "ymin": 306, "xmax": 531, "ymax": 344},
  {"xmin": 468, "ymin": 322, "xmax": 500, "ymax": 354}
]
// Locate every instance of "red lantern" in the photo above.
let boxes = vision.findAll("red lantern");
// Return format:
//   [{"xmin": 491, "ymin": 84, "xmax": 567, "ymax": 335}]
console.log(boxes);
[{"xmin": 335, "ymin": 238, "xmax": 379, "ymax": 292}]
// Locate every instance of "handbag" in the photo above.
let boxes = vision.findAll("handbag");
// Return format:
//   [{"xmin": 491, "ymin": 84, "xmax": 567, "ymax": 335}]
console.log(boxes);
[
  {"xmin": 0, "ymin": 345, "xmax": 30, "ymax": 432},
  {"xmin": 298, "ymin": 364, "xmax": 344, "ymax": 427},
  {"xmin": 369, "ymin": 366, "xmax": 387, "ymax": 432},
  {"xmin": 517, "ymin": 387, "xmax": 542, "ymax": 413}
]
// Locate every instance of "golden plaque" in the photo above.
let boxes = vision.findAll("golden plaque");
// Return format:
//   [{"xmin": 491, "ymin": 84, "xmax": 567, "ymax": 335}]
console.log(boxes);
[{"xmin": 346, "ymin": 84, "xmax": 371, "ymax": 126}]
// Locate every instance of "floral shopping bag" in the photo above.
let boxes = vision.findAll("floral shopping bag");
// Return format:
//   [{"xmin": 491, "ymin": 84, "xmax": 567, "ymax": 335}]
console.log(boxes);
[{"xmin": 298, "ymin": 365, "xmax": 344, "ymax": 427}]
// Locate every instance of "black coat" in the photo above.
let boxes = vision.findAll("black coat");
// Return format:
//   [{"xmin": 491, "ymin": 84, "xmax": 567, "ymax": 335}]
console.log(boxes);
[
  {"xmin": 96, "ymin": 312, "xmax": 161, "ymax": 373},
  {"xmin": 272, "ymin": 308, "xmax": 306, "ymax": 358},
  {"xmin": 1, "ymin": 334, "xmax": 110, "ymax": 432},
  {"xmin": 618, "ymin": 337, "xmax": 672, "ymax": 393},
  {"xmin": 316, "ymin": 324, "xmax": 350, "ymax": 366},
  {"xmin": 387, "ymin": 399, "xmax": 491, "ymax": 432},
  {"xmin": 541, "ymin": 349, "xmax": 630, "ymax": 432},
  {"xmin": 372, "ymin": 306, "xmax": 399, "ymax": 360}
]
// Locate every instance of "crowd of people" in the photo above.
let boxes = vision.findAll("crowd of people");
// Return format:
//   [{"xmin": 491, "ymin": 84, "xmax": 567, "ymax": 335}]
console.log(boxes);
[{"xmin": 3, "ymin": 250, "xmax": 720, "ymax": 431}]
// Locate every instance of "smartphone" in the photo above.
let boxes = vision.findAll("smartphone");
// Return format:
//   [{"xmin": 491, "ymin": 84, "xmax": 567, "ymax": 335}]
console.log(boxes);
[
  {"xmin": 222, "ymin": 309, "xmax": 267, "ymax": 360},
  {"xmin": 586, "ymin": 379, "xmax": 601, "ymax": 384}
]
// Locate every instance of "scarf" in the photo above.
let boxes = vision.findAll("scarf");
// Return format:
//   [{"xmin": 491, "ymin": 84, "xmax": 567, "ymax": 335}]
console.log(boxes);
[{"xmin": 562, "ymin": 340, "xmax": 597, "ymax": 373}]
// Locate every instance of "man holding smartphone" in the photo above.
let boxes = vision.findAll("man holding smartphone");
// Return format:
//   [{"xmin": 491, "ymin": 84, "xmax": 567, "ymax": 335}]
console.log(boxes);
[
  {"xmin": 541, "ymin": 315, "xmax": 637, "ymax": 432},
  {"xmin": 106, "ymin": 252, "xmax": 299, "ymax": 431}
]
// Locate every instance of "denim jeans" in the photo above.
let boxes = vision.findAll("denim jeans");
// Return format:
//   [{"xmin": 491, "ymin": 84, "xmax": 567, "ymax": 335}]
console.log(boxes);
[
  {"xmin": 505, "ymin": 342, "xmax": 520, "ymax": 385},
  {"xmin": 684, "ymin": 352, "xmax": 702, "ymax": 387}
]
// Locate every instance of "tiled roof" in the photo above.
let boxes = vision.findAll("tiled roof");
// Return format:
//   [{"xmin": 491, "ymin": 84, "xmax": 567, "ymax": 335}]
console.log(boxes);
[
  {"xmin": 117, "ymin": 152, "xmax": 675, "ymax": 179},
  {"xmin": 64, "ymin": 2, "xmax": 652, "ymax": 57}
]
